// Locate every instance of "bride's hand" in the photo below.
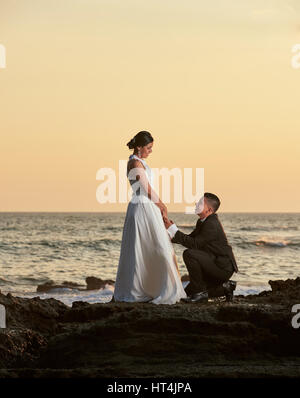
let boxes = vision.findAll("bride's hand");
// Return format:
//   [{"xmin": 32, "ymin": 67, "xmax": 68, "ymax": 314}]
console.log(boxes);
[
  {"xmin": 159, "ymin": 203, "xmax": 168, "ymax": 219},
  {"xmin": 162, "ymin": 208, "xmax": 168, "ymax": 220},
  {"xmin": 163, "ymin": 217, "xmax": 173, "ymax": 229}
]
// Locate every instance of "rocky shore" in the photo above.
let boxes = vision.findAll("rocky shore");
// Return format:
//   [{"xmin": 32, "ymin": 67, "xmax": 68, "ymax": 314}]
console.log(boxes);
[
  {"xmin": 36, "ymin": 276, "xmax": 115, "ymax": 292},
  {"xmin": 0, "ymin": 277, "xmax": 300, "ymax": 378}
]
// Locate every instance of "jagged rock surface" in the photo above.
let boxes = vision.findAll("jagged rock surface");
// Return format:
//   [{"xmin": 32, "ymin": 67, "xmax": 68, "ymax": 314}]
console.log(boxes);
[{"xmin": 0, "ymin": 277, "xmax": 300, "ymax": 377}]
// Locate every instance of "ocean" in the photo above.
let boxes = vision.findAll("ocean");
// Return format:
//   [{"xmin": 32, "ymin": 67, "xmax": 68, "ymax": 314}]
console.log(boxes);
[{"xmin": 0, "ymin": 212, "xmax": 299, "ymax": 306}]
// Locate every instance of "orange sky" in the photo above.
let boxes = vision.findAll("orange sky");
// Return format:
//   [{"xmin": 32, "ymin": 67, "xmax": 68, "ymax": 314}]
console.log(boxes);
[{"xmin": 1, "ymin": 1, "xmax": 300, "ymax": 212}]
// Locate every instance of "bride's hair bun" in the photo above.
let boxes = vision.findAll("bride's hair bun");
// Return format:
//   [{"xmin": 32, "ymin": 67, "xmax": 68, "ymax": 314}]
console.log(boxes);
[
  {"xmin": 126, "ymin": 137, "xmax": 136, "ymax": 149},
  {"xmin": 126, "ymin": 131, "xmax": 153, "ymax": 149}
]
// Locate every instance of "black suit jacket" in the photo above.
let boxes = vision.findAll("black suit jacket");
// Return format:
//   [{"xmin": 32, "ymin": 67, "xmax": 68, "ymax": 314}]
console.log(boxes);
[{"xmin": 171, "ymin": 213, "xmax": 238, "ymax": 273}]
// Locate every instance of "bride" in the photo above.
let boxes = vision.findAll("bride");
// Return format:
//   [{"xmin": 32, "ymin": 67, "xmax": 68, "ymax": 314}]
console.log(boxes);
[{"xmin": 113, "ymin": 131, "xmax": 187, "ymax": 304}]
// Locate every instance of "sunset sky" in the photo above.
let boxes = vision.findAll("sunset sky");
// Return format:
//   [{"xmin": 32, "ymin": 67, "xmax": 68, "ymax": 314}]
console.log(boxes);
[{"xmin": 1, "ymin": 0, "xmax": 300, "ymax": 212}]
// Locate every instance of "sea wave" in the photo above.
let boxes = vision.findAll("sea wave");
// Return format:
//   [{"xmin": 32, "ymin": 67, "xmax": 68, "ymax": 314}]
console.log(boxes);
[
  {"xmin": 102, "ymin": 226, "xmax": 123, "ymax": 232},
  {"xmin": 235, "ymin": 238, "xmax": 300, "ymax": 249},
  {"xmin": 0, "ymin": 238, "xmax": 122, "ymax": 251},
  {"xmin": 255, "ymin": 238, "xmax": 291, "ymax": 248},
  {"xmin": 39, "ymin": 238, "xmax": 122, "ymax": 248},
  {"xmin": 19, "ymin": 284, "xmax": 114, "ymax": 306},
  {"xmin": 0, "ymin": 277, "xmax": 11, "ymax": 285},
  {"xmin": 0, "ymin": 277, "xmax": 18, "ymax": 286},
  {"xmin": 239, "ymin": 226, "xmax": 298, "ymax": 232}
]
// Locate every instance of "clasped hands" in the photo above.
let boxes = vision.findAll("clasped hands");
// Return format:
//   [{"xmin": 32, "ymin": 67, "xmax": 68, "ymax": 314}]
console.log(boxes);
[{"xmin": 159, "ymin": 205, "xmax": 174, "ymax": 229}]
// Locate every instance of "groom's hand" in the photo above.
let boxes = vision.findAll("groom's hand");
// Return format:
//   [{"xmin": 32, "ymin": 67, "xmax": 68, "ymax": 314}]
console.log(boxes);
[{"xmin": 163, "ymin": 216, "xmax": 173, "ymax": 229}]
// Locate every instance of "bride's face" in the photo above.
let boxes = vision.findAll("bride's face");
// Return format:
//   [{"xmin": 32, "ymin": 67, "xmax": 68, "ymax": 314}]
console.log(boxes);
[{"xmin": 140, "ymin": 142, "xmax": 153, "ymax": 158}]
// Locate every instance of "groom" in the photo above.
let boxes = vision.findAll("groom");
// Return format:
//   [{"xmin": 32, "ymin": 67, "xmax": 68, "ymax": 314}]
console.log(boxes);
[{"xmin": 163, "ymin": 193, "xmax": 238, "ymax": 303}]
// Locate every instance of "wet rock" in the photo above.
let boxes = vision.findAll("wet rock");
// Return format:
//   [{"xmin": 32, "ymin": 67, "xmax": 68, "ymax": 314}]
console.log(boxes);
[
  {"xmin": 85, "ymin": 276, "xmax": 114, "ymax": 290},
  {"xmin": 36, "ymin": 300, "xmax": 300, "ymax": 374},
  {"xmin": 36, "ymin": 277, "xmax": 115, "ymax": 293},
  {"xmin": 37, "ymin": 280, "xmax": 85, "ymax": 292},
  {"xmin": 269, "ymin": 277, "xmax": 300, "ymax": 292},
  {"xmin": 0, "ymin": 292, "xmax": 69, "ymax": 334},
  {"xmin": 0, "ymin": 276, "xmax": 300, "ymax": 377},
  {"xmin": 0, "ymin": 328, "xmax": 47, "ymax": 367}
]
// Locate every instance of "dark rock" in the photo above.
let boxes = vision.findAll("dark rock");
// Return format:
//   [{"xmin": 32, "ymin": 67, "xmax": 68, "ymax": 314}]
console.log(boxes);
[
  {"xmin": 36, "ymin": 277, "xmax": 115, "ymax": 293},
  {"xmin": 36, "ymin": 300, "xmax": 300, "ymax": 374},
  {"xmin": 0, "ymin": 292, "xmax": 69, "ymax": 335},
  {"xmin": 37, "ymin": 280, "xmax": 85, "ymax": 292},
  {"xmin": 0, "ymin": 328, "xmax": 47, "ymax": 367},
  {"xmin": 85, "ymin": 276, "xmax": 114, "ymax": 290},
  {"xmin": 1, "ymin": 276, "xmax": 300, "ymax": 377},
  {"xmin": 269, "ymin": 277, "xmax": 300, "ymax": 292}
]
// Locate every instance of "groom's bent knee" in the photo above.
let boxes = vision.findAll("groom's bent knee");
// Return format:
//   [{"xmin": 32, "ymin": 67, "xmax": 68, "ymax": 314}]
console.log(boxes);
[
  {"xmin": 182, "ymin": 249, "xmax": 191, "ymax": 262},
  {"xmin": 183, "ymin": 249, "xmax": 199, "ymax": 264},
  {"xmin": 183, "ymin": 249, "xmax": 208, "ymax": 261}
]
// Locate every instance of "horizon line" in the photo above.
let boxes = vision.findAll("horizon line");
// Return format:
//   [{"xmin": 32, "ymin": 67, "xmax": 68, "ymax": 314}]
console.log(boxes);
[{"xmin": 0, "ymin": 211, "xmax": 300, "ymax": 214}]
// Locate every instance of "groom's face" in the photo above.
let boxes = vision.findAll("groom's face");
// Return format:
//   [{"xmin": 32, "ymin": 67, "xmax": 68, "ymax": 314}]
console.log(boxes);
[
  {"xmin": 195, "ymin": 197, "xmax": 204, "ymax": 214},
  {"xmin": 195, "ymin": 197, "xmax": 212, "ymax": 219}
]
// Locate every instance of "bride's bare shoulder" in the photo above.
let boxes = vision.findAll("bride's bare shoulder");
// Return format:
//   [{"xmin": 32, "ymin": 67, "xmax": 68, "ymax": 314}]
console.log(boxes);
[{"xmin": 127, "ymin": 158, "xmax": 145, "ymax": 171}]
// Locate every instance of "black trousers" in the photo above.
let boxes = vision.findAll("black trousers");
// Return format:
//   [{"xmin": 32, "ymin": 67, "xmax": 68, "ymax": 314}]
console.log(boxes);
[{"xmin": 183, "ymin": 249, "xmax": 234, "ymax": 296}]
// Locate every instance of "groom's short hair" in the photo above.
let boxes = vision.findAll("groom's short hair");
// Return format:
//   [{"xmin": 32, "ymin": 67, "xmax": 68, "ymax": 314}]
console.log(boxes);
[{"xmin": 204, "ymin": 192, "xmax": 220, "ymax": 212}]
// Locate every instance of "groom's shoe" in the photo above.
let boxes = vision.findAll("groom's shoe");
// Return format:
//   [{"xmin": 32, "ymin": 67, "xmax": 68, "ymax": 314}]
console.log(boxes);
[
  {"xmin": 222, "ymin": 280, "xmax": 237, "ymax": 302},
  {"xmin": 181, "ymin": 295, "xmax": 193, "ymax": 303},
  {"xmin": 188, "ymin": 291, "xmax": 209, "ymax": 303}
]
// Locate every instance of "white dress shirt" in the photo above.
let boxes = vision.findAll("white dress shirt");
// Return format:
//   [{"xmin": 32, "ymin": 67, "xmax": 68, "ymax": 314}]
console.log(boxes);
[{"xmin": 167, "ymin": 216, "xmax": 207, "ymax": 239}]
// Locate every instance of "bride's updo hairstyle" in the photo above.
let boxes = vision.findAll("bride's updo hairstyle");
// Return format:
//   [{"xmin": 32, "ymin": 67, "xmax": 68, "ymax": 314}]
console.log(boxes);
[{"xmin": 126, "ymin": 131, "xmax": 153, "ymax": 149}]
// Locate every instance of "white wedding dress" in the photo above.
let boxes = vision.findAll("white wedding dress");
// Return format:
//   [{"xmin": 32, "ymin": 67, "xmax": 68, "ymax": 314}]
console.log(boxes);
[{"xmin": 113, "ymin": 154, "xmax": 187, "ymax": 304}]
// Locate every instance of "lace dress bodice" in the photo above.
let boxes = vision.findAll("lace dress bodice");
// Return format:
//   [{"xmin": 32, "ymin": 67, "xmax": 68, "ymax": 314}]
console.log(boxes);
[{"xmin": 127, "ymin": 154, "xmax": 154, "ymax": 196}]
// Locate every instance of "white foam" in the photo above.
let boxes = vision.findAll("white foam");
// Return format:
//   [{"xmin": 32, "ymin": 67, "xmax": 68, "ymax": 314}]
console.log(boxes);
[
  {"xmin": 235, "ymin": 285, "xmax": 270, "ymax": 296},
  {"xmin": 18, "ymin": 282, "xmax": 270, "ymax": 307},
  {"xmin": 20, "ymin": 284, "xmax": 114, "ymax": 307},
  {"xmin": 183, "ymin": 280, "xmax": 268, "ymax": 296}
]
